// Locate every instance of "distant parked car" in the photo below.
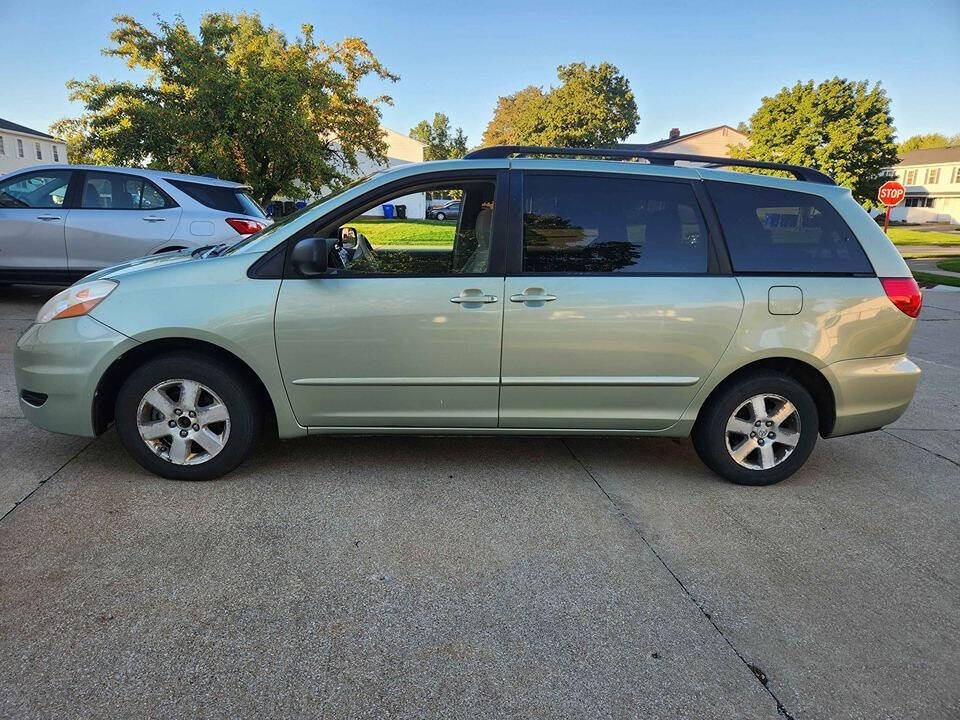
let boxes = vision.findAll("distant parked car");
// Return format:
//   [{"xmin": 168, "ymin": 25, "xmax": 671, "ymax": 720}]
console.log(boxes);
[
  {"xmin": 426, "ymin": 200, "xmax": 460, "ymax": 221},
  {"xmin": 0, "ymin": 165, "xmax": 269, "ymax": 284}
]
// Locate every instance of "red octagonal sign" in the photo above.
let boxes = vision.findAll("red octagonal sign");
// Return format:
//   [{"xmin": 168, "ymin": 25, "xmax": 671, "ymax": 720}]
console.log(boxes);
[{"xmin": 878, "ymin": 180, "xmax": 906, "ymax": 207}]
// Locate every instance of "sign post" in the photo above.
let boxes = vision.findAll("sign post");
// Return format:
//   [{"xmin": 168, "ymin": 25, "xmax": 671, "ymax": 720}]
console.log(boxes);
[{"xmin": 877, "ymin": 180, "xmax": 906, "ymax": 234}]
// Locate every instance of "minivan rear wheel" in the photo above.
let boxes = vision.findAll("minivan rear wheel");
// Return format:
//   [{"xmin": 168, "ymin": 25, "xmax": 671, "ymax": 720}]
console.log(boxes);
[
  {"xmin": 115, "ymin": 353, "xmax": 260, "ymax": 480},
  {"xmin": 692, "ymin": 371, "xmax": 818, "ymax": 485}
]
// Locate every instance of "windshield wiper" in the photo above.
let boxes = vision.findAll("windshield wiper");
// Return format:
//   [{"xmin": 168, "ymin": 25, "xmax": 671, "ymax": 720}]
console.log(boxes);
[
  {"xmin": 206, "ymin": 243, "xmax": 232, "ymax": 257},
  {"xmin": 190, "ymin": 243, "xmax": 231, "ymax": 258}
]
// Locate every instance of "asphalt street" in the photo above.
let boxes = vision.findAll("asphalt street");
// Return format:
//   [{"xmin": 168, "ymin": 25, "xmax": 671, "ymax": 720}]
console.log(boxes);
[{"xmin": 0, "ymin": 283, "xmax": 957, "ymax": 720}]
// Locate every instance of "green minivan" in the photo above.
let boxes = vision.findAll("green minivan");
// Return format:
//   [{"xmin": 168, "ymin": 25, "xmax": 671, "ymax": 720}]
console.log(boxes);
[{"xmin": 15, "ymin": 147, "xmax": 922, "ymax": 485}]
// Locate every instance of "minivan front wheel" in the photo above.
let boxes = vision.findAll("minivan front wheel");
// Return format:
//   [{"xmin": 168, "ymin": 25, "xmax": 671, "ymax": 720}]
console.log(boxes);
[
  {"xmin": 115, "ymin": 354, "xmax": 261, "ymax": 480},
  {"xmin": 692, "ymin": 371, "xmax": 818, "ymax": 486}
]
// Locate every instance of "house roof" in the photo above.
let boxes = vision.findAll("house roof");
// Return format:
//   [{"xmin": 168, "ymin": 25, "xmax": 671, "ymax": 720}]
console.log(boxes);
[
  {"xmin": 896, "ymin": 146, "xmax": 960, "ymax": 166},
  {"xmin": 0, "ymin": 117, "xmax": 54, "ymax": 140},
  {"xmin": 619, "ymin": 125, "xmax": 747, "ymax": 151}
]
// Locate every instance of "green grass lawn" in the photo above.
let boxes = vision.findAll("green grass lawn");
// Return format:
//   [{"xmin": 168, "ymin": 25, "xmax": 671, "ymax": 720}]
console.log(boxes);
[
  {"xmin": 351, "ymin": 217, "xmax": 455, "ymax": 246},
  {"xmin": 936, "ymin": 258, "xmax": 960, "ymax": 273},
  {"xmin": 886, "ymin": 227, "xmax": 960, "ymax": 246},
  {"xmin": 913, "ymin": 271, "xmax": 960, "ymax": 288}
]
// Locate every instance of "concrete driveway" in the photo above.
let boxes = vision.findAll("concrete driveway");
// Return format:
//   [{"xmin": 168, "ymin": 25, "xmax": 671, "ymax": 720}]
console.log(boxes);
[{"xmin": 0, "ymin": 284, "xmax": 957, "ymax": 720}]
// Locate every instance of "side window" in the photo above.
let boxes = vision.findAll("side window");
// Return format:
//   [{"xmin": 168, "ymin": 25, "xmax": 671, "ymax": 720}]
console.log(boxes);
[
  {"xmin": 331, "ymin": 180, "xmax": 497, "ymax": 276},
  {"xmin": 139, "ymin": 180, "xmax": 169, "ymax": 209},
  {"xmin": 81, "ymin": 172, "xmax": 172, "ymax": 210},
  {"xmin": 707, "ymin": 182, "xmax": 873, "ymax": 274},
  {"xmin": 521, "ymin": 174, "xmax": 709, "ymax": 273},
  {"xmin": 0, "ymin": 170, "xmax": 72, "ymax": 209}
]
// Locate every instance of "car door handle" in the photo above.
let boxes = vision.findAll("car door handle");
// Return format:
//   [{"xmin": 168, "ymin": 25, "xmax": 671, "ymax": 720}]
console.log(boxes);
[
  {"xmin": 450, "ymin": 290, "xmax": 498, "ymax": 304},
  {"xmin": 142, "ymin": 215, "xmax": 166, "ymax": 222},
  {"xmin": 36, "ymin": 214, "xmax": 61, "ymax": 221},
  {"xmin": 509, "ymin": 288, "xmax": 557, "ymax": 303}
]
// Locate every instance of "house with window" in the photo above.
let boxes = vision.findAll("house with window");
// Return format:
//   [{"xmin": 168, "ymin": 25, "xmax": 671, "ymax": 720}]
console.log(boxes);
[
  {"xmin": 884, "ymin": 146, "xmax": 960, "ymax": 224},
  {"xmin": 0, "ymin": 118, "xmax": 68, "ymax": 175}
]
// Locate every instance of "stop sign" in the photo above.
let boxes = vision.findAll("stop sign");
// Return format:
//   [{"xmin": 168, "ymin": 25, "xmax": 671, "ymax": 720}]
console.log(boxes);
[{"xmin": 878, "ymin": 181, "xmax": 906, "ymax": 207}]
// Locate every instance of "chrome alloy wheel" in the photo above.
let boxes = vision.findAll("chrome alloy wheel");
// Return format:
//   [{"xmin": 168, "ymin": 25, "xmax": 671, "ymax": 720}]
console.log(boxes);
[
  {"xmin": 136, "ymin": 379, "xmax": 230, "ymax": 465},
  {"xmin": 724, "ymin": 393, "xmax": 801, "ymax": 471}
]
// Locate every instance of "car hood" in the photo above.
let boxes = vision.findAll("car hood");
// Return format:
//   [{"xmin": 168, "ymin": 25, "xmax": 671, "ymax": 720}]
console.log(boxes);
[{"xmin": 81, "ymin": 249, "xmax": 198, "ymax": 282}]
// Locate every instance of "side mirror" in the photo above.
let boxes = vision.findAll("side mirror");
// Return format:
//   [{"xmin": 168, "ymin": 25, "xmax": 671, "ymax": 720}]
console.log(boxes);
[
  {"xmin": 291, "ymin": 236, "xmax": 338, "ymax": 277},
  {"xmin": 340, "ymin": 226, "xmax": 359, "ymax": 250}
]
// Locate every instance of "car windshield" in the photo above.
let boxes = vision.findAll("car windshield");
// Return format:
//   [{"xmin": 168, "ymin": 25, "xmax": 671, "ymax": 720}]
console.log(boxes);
[{"xmin": 221, "ymin": 173, "xmax": 376, "ymax": 255}]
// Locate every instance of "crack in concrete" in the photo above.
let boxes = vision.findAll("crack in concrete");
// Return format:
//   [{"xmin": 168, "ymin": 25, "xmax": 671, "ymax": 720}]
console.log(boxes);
[
  {"xmin": 883, "ymin": 430, "xmax": 960, "ymax": 469},
  {"xmin": 560, "ymin": 439, "xmax": 796, "ymax": 720},
  {"xmin": 0, "ymin": 438, "xmax": 94, "ymax": 523}
]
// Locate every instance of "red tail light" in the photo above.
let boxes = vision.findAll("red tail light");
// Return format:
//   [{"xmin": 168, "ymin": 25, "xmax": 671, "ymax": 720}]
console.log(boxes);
[
  {"xmin": 226, "ymin": 218, "xmax": 265, "ymax": 235},
  {"xmin": 880, "ymin": 277, "xmax": 923, "ymax": 318}
]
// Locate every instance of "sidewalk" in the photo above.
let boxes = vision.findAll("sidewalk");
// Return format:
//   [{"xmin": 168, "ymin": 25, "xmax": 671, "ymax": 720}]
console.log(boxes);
[
  {"xmin": 906, "ymin": 258, "xmax": 960, "ymax": 279},
  {"xmin": 896, "ymin": 244, "xmax": 960, "ymax": 257}
]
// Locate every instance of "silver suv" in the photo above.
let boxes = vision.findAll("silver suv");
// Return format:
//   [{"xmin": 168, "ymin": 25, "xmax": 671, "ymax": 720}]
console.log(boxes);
[
  {"xmin": 14, "ymin": 146, "xmax": 923, "ymax": 485},
  {"xmin": 0, "ymin": 164, "xmax": 268, "ymax": 284}
]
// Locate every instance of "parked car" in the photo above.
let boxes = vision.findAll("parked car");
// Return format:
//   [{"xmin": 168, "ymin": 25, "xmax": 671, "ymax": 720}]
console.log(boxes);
[
  {"xmin": 427, "ymin": 200, "xmax": 460, "ymax": 221},
  {"xmin": 15, "ymin": 147, "xmax": 922, "ymax": 485},
  {"xmin": 0, "ymin": 164, "xmax": 268, "ymax": 284}
]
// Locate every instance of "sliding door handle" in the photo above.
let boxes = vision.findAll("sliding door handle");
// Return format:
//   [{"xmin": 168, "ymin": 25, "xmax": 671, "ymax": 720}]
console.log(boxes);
[
  {"xmin": 510, "ymin": 287, "xmax": 557, "ymax": 304},
  {"xmin": 36, "ymin": 214, "xmax": 62, "ymax": 221},
  {"xmin": 142, "ymin": 215, "xmax": 166, "ymax": 222}
]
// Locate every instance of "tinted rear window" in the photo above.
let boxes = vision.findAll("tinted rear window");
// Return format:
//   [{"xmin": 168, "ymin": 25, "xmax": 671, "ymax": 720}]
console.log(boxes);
[
  {"xmin": 167, "ymin": 179, "xmax": 266, "ymax": 218},
  {"xmin": 707, "ymin": 181, "xmax": 872, "ymax": 274},
  {"xmin": 522, "ymin": 174, "xmax": 709, "ymax": 273}
]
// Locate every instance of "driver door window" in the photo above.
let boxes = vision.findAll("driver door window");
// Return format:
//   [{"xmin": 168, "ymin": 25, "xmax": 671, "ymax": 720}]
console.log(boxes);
[
  {"xmin": 0, "ymin": 170, "xmax": 72, "ymax": 209},
  {"xmin": 332, "ymin": 181, "xmax": 497, "ymax": 276}
]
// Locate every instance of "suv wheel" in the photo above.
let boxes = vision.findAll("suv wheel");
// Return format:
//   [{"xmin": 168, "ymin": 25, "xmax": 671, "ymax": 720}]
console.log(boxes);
[
  {"xmin": 692, "ymin": 371, "xmax": 818, "ymax": 486},
  {"xmin": 435, "ymin": 211, "xmax": 446, "ymax": 221},
  {"xmin": 115, "ymin": 354, "xmax": 261, "ymax": 480}
]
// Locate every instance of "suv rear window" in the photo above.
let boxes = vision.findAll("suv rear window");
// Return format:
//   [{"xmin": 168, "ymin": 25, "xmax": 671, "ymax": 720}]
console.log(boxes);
[
  {"xmin": 707, "ymin": 181, "xmax": 872, "ymax": 274},
  {"xmin": 167, "ymin": 179, "xmax": 266, "ymax": 218},
  {"xmin": 521, "ymin": 174, "xmax": 709, "ymax": 274}
]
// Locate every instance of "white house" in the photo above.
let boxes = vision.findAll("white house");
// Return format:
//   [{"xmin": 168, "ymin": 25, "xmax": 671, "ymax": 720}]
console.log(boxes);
[
  {"xmin": 350, "ymin": 127, "xmax": 426, "ymax": 218},
  {"xmin": 0, "ymin": 118, "xmax": 68, "ymax": 175},
  {"xmin": 884, "ymin": 146, "xmax": 960, "ymax": 224}
]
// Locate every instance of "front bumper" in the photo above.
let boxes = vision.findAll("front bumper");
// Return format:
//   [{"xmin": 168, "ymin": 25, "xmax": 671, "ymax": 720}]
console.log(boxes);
[
  {"xmin": 15, "ymin": 316, "xmax": 137, "ymax": 437},
  {"xmin": 822, "ymin": 354, "xmax": 921, "ymax": 437}
]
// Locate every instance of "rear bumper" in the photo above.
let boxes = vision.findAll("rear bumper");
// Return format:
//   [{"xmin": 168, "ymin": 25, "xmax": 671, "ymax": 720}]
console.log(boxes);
[
  {"xmin": 822, "ymin": 354, "xmax": 921, "ymax": 437},
  {"xmin": 15, "ymin": 316, "xmax": 137, "ymax": 437}
]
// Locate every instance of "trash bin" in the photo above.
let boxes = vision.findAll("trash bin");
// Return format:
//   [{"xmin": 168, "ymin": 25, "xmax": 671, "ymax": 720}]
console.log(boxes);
[
  {"xmin": 395, "ymin": 204, "xmax": 407, "ymax": 219},
  {"xmin": 382, "ymin": 203, "xmax": 395, "ymax": 219}
]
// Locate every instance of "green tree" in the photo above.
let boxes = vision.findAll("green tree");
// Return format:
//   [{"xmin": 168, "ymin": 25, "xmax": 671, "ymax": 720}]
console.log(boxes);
[
  {"xmin": 481, "ymin": 86, "xmax": 545, "ymax": 146},
  {"xmin": 730, "ymin": 78, "xmax": 898, "ymax": 206},
  {"xmin": 409, "ymin": 113, "xmax": 469, "ymax": 160},
  {"xmin": 481, "ymin": 62, "xmax": 639, "ymax": 147},
  {"xmin": 48, "ymin": 117, "xmax": 106, "ymax": 165},
  {"xmin": 897, "ymin": 132, "xmax": 960, "ymax": 153},
  {"xmin": 53, "ymin": 13, "xmax": 398, "ymax": 205}
]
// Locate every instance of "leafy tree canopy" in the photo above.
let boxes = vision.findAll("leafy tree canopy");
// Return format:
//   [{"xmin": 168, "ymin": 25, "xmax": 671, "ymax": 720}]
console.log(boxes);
[
  {"xmin": 897, "ymin": 132, "xmax": 960, "ymax": 153},
  {"xmin": 409, "ymin": 113, "xmax": 468, "ymax": 160},
  {"xmin": 51, "ymin": 13, "xmax": 397, "ymax": 205},
  {"xmin": 730, "ymin": 78, "xmax": 898, "ymax": 206},
  {"xmin": 481, "ymin": 62, "xmax": 639, "ymax": 147}
]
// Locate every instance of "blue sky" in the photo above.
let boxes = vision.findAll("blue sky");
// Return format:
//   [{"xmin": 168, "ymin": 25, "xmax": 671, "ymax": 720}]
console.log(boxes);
[{"xmin": 1, "ymin": 0, "xmax": 958, "ymax": 145}]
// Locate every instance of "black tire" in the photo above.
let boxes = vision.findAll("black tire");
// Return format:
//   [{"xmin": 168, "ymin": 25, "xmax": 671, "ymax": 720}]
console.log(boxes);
[
  {"xmin": 692, "ymin": 371, "xmax": 818, "ymax": 486},
  {"xmin": 114, "ymin": 353, "xmax": 261, "ymax": 480},
  {"xmin": 435, "ymin": 212, "xmax": 445, "ymax": 221}
]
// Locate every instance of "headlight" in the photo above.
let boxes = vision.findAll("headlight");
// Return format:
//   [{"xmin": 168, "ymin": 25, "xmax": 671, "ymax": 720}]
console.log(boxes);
[{"xmin": 36, "ymin": 280, "xmax": 118, "ymax": 324}]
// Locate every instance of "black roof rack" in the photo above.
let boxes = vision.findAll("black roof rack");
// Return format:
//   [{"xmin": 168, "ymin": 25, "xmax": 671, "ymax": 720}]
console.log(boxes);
[{"xmin": 463, "ymin": 145, "xmax": 836, "ymax": 185}]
